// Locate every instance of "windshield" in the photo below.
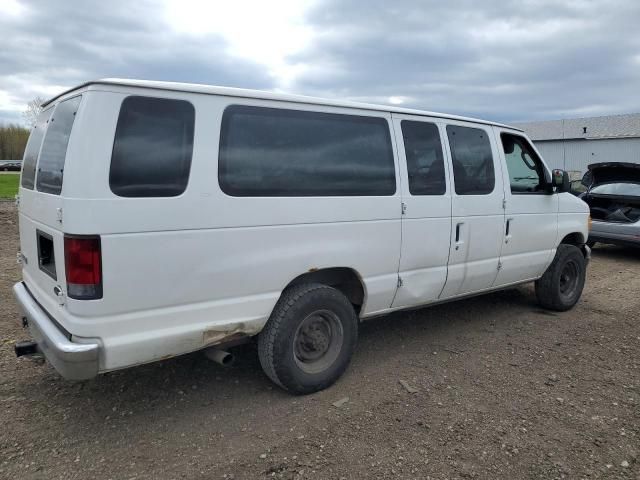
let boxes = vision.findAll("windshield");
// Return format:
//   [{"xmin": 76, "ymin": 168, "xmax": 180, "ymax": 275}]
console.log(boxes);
[{"xmin": 591, "ymin": 182, "xmax": 640, "ymax": 197}]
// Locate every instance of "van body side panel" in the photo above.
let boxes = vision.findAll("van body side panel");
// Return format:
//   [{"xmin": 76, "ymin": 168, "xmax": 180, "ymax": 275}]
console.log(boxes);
[
  {"xmin": 61, "ymin": 92, "xmax": 121, "ymax": 199},
  {"xmin": 45, "ymin": 91, "xmax": 402, "ymax": 371},
  {"xmin": 557, "ymin": 193, "xmax": 590, "ymax": 246},
  {"xmin": 67, "ymin": 221, "xmax": 399, "ymax": 369}
]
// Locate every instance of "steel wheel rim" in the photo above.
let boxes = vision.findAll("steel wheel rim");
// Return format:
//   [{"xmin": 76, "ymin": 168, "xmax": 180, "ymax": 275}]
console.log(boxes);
[
  {"xmin": 293, "ymin": 309, "xmax": 344, "ymax": 374},
  {"xmin": 559, "ymin": 260, "xmax": 579, "ymax": 299}
]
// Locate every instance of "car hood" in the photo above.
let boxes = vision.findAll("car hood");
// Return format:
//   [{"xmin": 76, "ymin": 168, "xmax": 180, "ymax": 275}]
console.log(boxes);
[{"xmin": 583, "ymin": 162, "xmax": 640, "ymax": 187}]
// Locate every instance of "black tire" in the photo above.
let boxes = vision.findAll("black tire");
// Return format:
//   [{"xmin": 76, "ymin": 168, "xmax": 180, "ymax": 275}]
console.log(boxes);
[
  {"xmin": 535, "ymin": 244, "xmax": 586, "ymax": 311},
  {"xmin": 258, "ymin": 283, "xmax": 358, "ymax": 395}
]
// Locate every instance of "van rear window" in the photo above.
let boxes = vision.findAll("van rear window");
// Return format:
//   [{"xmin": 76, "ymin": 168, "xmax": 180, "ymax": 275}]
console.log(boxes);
[
  {"xmin": 36, "ymin": 96, "xmax": 82, "ymax": 195},
  {"xmin": 218, "ymin": 105, "xmax": 396, "ymax": 196},
  {"xmin": 21, "ymin": 108, "xmax": 52, "ymax": 190},
  {"xmin": 109, "ymin": 96, "xmax": 195, "ymax": 197}
]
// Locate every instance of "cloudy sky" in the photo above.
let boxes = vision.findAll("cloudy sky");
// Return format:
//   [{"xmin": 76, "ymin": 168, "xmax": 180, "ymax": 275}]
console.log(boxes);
[{"xmin": 1, "ymin": 0, "xmax": 640, "ymax": 125}]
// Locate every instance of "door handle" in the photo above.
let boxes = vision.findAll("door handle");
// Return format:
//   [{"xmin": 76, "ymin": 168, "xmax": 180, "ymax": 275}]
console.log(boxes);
[
  {"xmin": 505, "ymin": 218, "xmax": 513, "ymax": 243},
  {"xmin": 455, "ymin": 222, "xmax": 464, "ymax": 250}
]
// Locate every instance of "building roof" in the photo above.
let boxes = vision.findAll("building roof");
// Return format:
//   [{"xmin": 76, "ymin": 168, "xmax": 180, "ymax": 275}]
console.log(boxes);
[
  {"xmin": 515, "ymin": 112, "xmax": 640, "ymax": 141},
  {"xmin": 42, "ymin": 78, "xmax": 519, "ymax": 131}
]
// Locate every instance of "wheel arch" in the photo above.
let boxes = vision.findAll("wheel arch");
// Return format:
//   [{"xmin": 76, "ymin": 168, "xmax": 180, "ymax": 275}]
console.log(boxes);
[
  {"xmin": 560, "ymin": 232, "xmax": 586, "ymax": 246},
  {"xmin": 285, "ymin": 267, "xmax": 367, "ymax": 315},
  {"xmin": 560, "ymin": 232, "xmax": 590, "ymax": 259}
]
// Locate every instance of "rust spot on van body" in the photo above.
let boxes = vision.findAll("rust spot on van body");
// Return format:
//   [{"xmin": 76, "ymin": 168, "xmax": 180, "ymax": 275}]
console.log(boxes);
[
  {"xmin": 203, "ymin": 330, "xmax": 229, "ymax": 345},
  {"xmin": 203, "ymin": 322, "xmax": 260, "ymax": 347}
]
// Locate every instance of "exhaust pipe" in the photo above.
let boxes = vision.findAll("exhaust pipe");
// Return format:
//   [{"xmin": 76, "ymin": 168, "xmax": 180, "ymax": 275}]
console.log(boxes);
[
  {"xmin": 204, "ymin": 348, "xmax": 235, "ymax": 367},
  {"xmin": 15, "ymin": 340, "xmax": 39, "ymax": 357}
]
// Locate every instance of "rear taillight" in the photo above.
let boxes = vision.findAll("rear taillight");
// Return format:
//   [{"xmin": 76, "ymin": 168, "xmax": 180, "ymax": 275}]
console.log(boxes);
[{"xmin": 64, "ymin": 235, "xmax": 102, "ymax": 300}]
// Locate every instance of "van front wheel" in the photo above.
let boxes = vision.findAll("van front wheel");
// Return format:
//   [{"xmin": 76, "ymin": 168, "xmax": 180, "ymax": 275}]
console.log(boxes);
[
  {"xmin": 258, "ymin": 283, "xmax": 358, "ymax": 395},
  {"xmin": 535, "ymin": 244, "xmax": 586, "ymax": 311}
]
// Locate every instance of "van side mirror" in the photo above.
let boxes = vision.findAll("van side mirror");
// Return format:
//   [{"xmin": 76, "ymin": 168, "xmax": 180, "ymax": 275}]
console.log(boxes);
[{"xmin": 552, "ymin": 169, "xmax": 570, "ymax": 193}]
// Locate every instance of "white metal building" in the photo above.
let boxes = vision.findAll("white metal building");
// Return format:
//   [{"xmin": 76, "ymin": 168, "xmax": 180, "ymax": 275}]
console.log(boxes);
[{"xmin": 514, "ymin": 113, "xmax": 640, "ymax": 179}]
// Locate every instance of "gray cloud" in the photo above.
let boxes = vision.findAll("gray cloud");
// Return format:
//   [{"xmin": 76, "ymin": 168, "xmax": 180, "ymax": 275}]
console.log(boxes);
[
  {"xmin": 0, "ymin": 0, "xmax": 274, "ymax": 124},
  {"xmin": 1, "ymin": 0, "xmax": 640, "ymax": 125},
  {"xmin": 290, "ymin": 0, "xmax": 640, "ymax": 122}
]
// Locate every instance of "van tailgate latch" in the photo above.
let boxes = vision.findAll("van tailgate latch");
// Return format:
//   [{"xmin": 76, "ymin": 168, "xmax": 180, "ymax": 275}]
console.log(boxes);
[{"xmin": 53, "ymin": 285, "xmax": 66, "ymax": 306}]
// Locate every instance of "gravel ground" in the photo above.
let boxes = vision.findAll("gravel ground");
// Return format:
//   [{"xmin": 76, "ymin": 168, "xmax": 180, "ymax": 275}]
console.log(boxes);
[{"xmin": 1, "ymin": 205, "xmax": 639, "ymax": 479}]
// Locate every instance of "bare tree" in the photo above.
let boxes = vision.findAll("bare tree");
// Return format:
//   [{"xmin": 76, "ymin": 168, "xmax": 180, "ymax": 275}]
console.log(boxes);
[
  {"xmin": 22, "ymin": 96, "xmax": 45, "ymax": 128},
  {"xmin": 0, "ymin": 124, "xmax": 30, "ymax": 160}
]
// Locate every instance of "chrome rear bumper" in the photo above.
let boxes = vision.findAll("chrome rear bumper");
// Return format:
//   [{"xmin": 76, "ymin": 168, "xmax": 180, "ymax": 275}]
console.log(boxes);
[{"xmin": 13, "ymin": 282, "xmax": 99, "ymax": 380}]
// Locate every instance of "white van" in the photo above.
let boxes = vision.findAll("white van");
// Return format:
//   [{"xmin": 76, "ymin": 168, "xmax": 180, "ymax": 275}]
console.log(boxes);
[{"xmin": 13, "ymin": 79, "xmax": 590, "ymax": 394}]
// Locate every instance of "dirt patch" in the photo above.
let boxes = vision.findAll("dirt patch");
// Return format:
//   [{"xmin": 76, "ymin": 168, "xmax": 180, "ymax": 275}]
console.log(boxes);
[{"xmin": 1, "ymin": 205, "xmax": 638, "ymax": 479}]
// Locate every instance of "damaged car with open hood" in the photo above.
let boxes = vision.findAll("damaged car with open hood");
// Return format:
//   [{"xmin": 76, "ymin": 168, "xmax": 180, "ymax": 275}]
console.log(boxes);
[{"xmin": 577, "ymin": 162, "xmax": 640, "ymax": 248}]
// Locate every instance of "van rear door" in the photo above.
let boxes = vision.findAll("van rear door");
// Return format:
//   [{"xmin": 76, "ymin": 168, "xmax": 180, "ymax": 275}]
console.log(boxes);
[{"xmin": 18, "ymin": 95, "xmax": 83, "ymax": 309}]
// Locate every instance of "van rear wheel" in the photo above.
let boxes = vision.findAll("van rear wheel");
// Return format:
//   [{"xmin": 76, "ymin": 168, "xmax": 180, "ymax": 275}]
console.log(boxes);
[
  {"xmin": 258, "ymin": 283, "xmax": 358, "ymax": 395},
  {"xmin": 535, "ymin": 244, "xmax": 586, "ymax": 311}
]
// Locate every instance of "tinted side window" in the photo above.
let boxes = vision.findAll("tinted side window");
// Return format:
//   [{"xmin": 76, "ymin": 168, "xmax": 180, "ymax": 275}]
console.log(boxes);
[
  {"xmin": 21, "ymin": 108, "xmax": 53, "ymax": 190},
  {"xmin": 501, "ymin": 133, "xmax": 547, "ymax": 193},
  {"xmin": 219, "ymin": 106, "xmax": 396, "ymax": 196},
  {"xmin": 401, "ymin": 120, "xmax": 446, "ymax": 195},
  {"xmin": 110, "ymin": 96, "xmax": 195, "ymax": 197},
  {"xmin": 446, "ymin": 125, "xmax": 495, "ymax": 195},
  {"xmin": 36, "ymin": 96, "xmax": 82, "ymax": 195}
]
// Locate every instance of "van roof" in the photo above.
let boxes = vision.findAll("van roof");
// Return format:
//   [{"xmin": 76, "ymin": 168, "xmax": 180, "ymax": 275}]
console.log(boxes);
[{"xmin": 43, "ymin": 78, "xmax": 521, "ymax": 131}]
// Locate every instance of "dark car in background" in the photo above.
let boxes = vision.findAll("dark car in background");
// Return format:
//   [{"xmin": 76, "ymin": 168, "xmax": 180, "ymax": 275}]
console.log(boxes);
[
  {"xmin": 0, "ymin": 160, "xmax": 22, "ymax": 171},
  {"xmin": 577, "ymin": 162, "xmax": 640, "ymax": 248}
]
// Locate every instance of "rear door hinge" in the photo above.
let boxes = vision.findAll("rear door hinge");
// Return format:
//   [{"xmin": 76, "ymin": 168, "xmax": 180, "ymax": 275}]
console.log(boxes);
[
  {"xmin": 397, "ymin": 276, "xmax": 403, "ymax": 288},
  {"xmin": 401, "ymin": 202, "xmax": 407, "ymax": 215},
  {"xmin": 497, "ymin": 261, "xmax": 503, "ymax": 271},
  {"xmin": 502, "ymin": 198, "xmax": 507, "ymax": 210},
  {"xmin": 56, "ymin": 207, "xmax": 63, "ymax": 223},
  {"xmin": 17, "ymin": 251, "xmax": 27, "ymax": 266}
]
